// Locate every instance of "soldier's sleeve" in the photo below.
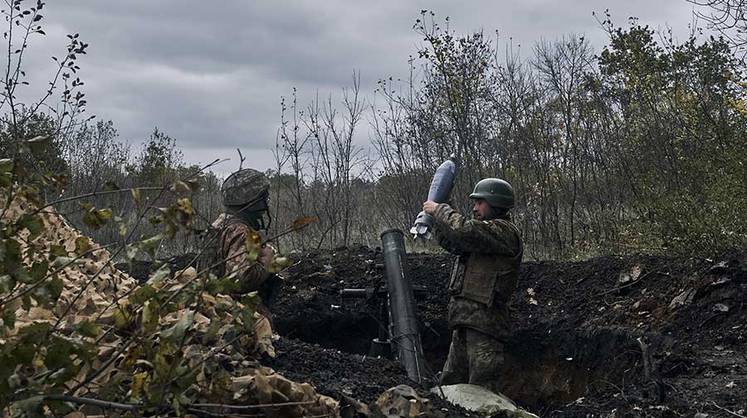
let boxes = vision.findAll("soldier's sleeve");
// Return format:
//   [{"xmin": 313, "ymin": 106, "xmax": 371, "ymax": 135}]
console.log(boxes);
[
  {"xmin": 223, "ymin": 224, "xmax": 270, "ymax": 292},
  {"xmin": 431, "ymin": 203, "xmax": 520, "ymax": 256}
]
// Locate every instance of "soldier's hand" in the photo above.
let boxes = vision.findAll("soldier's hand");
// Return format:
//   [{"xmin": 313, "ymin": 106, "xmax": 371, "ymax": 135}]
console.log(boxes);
[
  {"xmin": 423, "ymin": 200, "xmax": 438, "ymax": 215},
  {"xmin": 258, "ymin": 244, "xmax": 276, "ymax": 267}
]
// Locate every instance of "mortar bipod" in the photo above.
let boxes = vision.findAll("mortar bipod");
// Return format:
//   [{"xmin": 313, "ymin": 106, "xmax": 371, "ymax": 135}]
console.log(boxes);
[{"xmin": 339, "ymin": 285, "xmax": 428, "ymax": 360}]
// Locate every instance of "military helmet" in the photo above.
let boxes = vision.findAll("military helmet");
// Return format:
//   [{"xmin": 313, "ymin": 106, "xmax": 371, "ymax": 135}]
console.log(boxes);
[
  {"xmin": 221, "ymin": 168, "xmax": 270, "ymax": 208},
  {"xmin": 469, "ymin": 178, "xmax": 514, "ymax": 209}
]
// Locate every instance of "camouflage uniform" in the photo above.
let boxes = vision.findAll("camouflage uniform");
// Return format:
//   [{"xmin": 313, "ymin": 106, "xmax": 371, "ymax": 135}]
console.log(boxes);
[
  {"xmin": 206, "ymin": 168, "xmax": 280, "ymax": 314},
  {"xmin": 211, "ymin": 213, "xmax": 271, "ymax": 294},
  {"xmin": 431, "ymin": 202, "xmax": 523, "ymax": 392}
]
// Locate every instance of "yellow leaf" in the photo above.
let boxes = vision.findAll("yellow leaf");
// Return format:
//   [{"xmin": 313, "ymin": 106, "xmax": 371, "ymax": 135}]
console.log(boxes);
[
  {"xmin": 131, "ymin": 372, "xmax": 150, "ymax": 401},
  {"xmin": 245, "ymin": 230, "xmax": 262, "ymax": 261},
  {"xmin": 171, "ymin": 180, "xmax": 191, "ymax": 193},
  {"xmin": 74, "ymin": 236, "xmax": 91, "ymax": 256},
  {"xmin": 131, "ymin": 188, "xmax": 142, "ymax": 205},
  {"xmin": 142, "ymin": 300, "xmax": 159, "ymax": 333}
]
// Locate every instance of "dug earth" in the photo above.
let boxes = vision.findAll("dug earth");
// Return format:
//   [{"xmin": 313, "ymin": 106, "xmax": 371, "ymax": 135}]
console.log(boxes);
[
  {"xmin": 267, "ymin": 246, "xmax": 747, "ymax": 417},
  {"xmin": 125, "ymin": 246, "xmax": 746, "ymax": 417}
]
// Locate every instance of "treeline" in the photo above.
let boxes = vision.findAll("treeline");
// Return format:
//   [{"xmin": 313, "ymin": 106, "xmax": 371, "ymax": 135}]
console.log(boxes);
[
  {"xmin": 270, "ymin": 13, "xmax": 747, "ymax": 258},
  {"xmin": 3, "ymin": 12, "xmax": 745, "ymax": 259}
]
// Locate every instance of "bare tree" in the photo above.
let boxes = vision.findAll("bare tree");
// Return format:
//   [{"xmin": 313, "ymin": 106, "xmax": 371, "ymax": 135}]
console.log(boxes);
[{"xmin": 689, "ymin": 0, "xmax": 747, "ymax": 62}]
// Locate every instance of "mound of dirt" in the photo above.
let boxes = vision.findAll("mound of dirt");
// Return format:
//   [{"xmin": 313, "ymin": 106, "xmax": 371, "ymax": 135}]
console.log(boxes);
[{"xmin": 269, "ymin": 245, "xmax": 746, "ymax": 417}]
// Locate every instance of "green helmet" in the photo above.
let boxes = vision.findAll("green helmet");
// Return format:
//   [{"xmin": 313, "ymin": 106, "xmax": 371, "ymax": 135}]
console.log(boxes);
[
  {"xmin": 221, "ymin": 168, "xmax": 270, "ymax": 209},
  {"xmin": 469, "ymin": 178, "xmax": 514, "ymax": 209}
]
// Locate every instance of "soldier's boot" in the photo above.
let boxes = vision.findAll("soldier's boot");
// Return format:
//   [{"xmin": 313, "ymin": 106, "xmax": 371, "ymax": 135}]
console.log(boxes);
[{"xmin": 440, "ymin": 329, "xmax": 469, "ymax": 385}]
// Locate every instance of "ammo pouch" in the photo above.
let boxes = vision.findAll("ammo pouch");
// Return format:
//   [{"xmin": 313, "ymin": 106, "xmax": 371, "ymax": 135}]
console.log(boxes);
[{"xmin": 459, "ymin": 253, "xmax": 504, "ymax": 306}]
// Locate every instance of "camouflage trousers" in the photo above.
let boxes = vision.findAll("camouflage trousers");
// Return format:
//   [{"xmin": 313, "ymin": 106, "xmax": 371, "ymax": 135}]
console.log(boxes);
[{"xmin": 440, "ymin": 328, "xmax": 505, "ymax": 393}]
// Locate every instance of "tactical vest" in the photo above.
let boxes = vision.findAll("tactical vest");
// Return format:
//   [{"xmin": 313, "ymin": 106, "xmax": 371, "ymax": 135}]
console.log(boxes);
[{"xmin": 447, "ymin": 219, "xmax": 523, "ymax": 307}]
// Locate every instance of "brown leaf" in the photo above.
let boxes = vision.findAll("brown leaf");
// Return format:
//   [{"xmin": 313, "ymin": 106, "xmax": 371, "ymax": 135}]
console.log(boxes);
[{"xmin": 291, "ymin": 216, "xmax": 318, "ymax": 231}]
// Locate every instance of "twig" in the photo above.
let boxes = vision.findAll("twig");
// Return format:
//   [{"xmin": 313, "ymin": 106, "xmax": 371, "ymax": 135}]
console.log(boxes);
[
  {"xmin": 53, "ymin": 159, "xmax": 223, "ymax": 333},
  {"xmin": 185, "ymin": 407, "xmax": 262, "ymax": 418},
  {"xmin": 710, "ymin": 401, "xmax": 747, "ymax": 418},
  {"xmin": 30, "ymin": 186, "xmax": 164, "ymax": 215},
  {"xmin": 263, "ymin": 220, "xmax": 316, "ymax": 244},
  {"xmin": 43, "ymin": 394, "xmax": 141, "ymax": 418},
  {"xmin": 237, "ymin": 148, "xmax": 245, "ymax": 171},
  {"xmin": 69, "ymin": 336, "xmax": 134, "ymax": 394},
  {"xmin": 190, "ymin": 400, "xmax": 316, "ymax": 410}
]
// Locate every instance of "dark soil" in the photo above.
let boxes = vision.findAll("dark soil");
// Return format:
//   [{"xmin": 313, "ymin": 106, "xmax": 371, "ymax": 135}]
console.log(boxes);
[
  {"xmin": 268, "ymin": 245, "xmax": 747, "ymax": 417},
  {"xmin": 120, "ymin": 246, "xmax": 747, "ymax": 417}
]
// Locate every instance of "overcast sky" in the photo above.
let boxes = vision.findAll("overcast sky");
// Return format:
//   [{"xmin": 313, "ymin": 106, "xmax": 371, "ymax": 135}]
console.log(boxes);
[{"xmin": 16, "ymin": 0, "xmax": 703, "ymax": 177}]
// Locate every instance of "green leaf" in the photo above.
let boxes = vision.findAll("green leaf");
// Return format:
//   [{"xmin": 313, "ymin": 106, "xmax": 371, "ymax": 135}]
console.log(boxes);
[
  {"xmin": 47, "ymin": 277, "xmax": 63, "ymax": 300},
  {"xmin": 160, "ymin": 310, "xmax": 194, "ymax": 344},
  {"xmin": 29, "ymin": 260, "xmax": 48, "ymax": 281},
  {"xmin": 129, "ymin": 284, "xmax": 156, "ymax": 306},
  {"xmin": 154, "ymin": 352, "xmax": 170, "ymax": 380},
  {"xmin": 13, "ymin": 266, "xmax": 33, "ymax": 284},
  {"xmin": 49, "ymin": 244, "xmax": 68, "ymax": 258},
  {"xmin": 147, "ymin": 263, "xmax": 171, "ymax": 286},
  {"xmin": 75, "ymin": 320, "xmax": 101, "ymax": 338},
  {"xmin": 131, "ymin": 371, "xmax": 150, "ymax": 402},
  {"xmin": 103, "ymin": 181, "xmax": 120, "ymax": 191},
  {"xmin": 82, "ymin": 206, "xmax": 113, "ymax": 230},
  {"xmin": 0, "ymin": 239, "xmax": 22, "ymax": 271},
  {"xmin": 97, "ymin": 208, "xmax": 113, "ymax": 221},
  {"xmin": 0, "ymin": 172, "xmax": 11, "ymax": 188},
  {"xmin": 44, "ymin": 337, "xmax": 74, "ymax": 369},
  {"xmin": 10, "ymin": 340, "xmax": 37, "ymax": 364},
  {"xmin": 142, "ymin": 300, "xmax": 159, "ymax": 333},
  {"xmin": 113, "ymin": 305, "xmax": 131, "ymax": 330},
  {"xmin": 21, "ymin": 294, "xmax": 31, "ymax": 310},
  {"xmin": 125, "ymin": 244, "xmax": 139, "ymax": 261},
  {"xmin": 0, "ymin": 274, "xmax": 16, "ymax": 293},
  {"xmin": 205, "ymin": 276, "xmax": 239, "ymax": 294},
  {"xmin": 10, "ymin": 395, "xmax": 45, "ymax": 418},
  {"xmin": 18, "ymin": 214, "xmax": 43, "ymax": 238},
  {"xmin": 240, "ymin": 292, "xmax": 261, "ymax": 315},
  {"xmin": 131, "ymin": 187, "xmax": 142, "ymax": 205},
  {"xmin": 118, "ymin": 221, "xmax": 127, "ymax": 237},
  {"xmin": 0, "ymin": 159, "xmax": 13, "ymax": 187},
  {"xmin": 202, "ymin": 317, "xmax": 221, "ymax": 344},
  {"xmin": 0, "ymin": 158, "xmax": 13, "ymax": 173},
  {"xmin": 18, "ymin": 322, "xmax": 51, "ymax": 344},
  {"xmin": 1, "ymin": 308, "xmax": 16, "ymax": 330},
  {"xmin": 52, "ymin": 256, "xmax": 75, "ymax": 268},
  {"xmin": 74, "ymin": 236, "xmax": 91, "ymax": 256},
  {"xmin": 138, "ymin": 234, "xmax": 163, "ymax": 258}
]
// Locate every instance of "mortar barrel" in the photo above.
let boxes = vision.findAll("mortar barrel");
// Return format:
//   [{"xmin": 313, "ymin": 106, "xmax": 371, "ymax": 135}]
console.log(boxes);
[{"xmin": 380, "ymin": 228, "xmax": 427, "ymax": 384}]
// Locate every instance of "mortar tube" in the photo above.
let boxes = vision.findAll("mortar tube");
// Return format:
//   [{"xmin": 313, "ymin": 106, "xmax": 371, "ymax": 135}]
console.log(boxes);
[{"xmin": 380, "ymin": 228, "xmax": 427, "ymax": 384}]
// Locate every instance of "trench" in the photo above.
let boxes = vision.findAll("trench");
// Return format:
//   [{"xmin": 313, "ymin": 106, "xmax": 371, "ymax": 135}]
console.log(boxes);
[
  {"xmin": 274, "ymin": 310, "xmax": 653, "ymax": 412},
  {"xmin": 116, "ymin": 256, "xmax": 656, "ymax": 411}
]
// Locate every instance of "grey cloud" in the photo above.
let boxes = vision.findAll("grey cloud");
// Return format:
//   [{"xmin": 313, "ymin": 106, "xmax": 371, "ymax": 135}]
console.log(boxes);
[{"xmin": 13, "ymin": 0, "xmax": 701, "ymax": 176}]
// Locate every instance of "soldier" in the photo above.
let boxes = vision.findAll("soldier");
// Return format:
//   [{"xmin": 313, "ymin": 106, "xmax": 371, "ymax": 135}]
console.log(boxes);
[
  {"xmin": 422, "ymin": 178, "xmax": 523, "ymax": 394},
  {"xmin": 208, "ymin": 168, "xmax": 279, "ymax": 308}
]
